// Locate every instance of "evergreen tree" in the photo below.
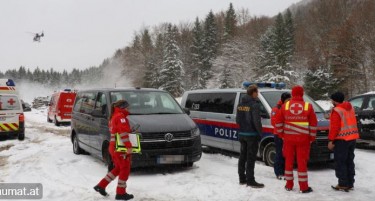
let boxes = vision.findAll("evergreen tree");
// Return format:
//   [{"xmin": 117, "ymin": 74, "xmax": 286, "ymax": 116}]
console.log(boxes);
[
  {"xmin": 224, "ymin": 3, "xmax": 237, "ymax": 39},
  {"xmin": 304, "ymin": 66, "xmax": 341, "ymax": 100},
  {"xmin": 141, "ymin": 29, "xmax": 156, "ymax": 88},
  {"xmin": 284, "ymin": 9, "xmax": 295, "ymax": 64},
  {"xmin": 219, "ymin": 66, "xmax": 234, "ymax": 88},
  {"xmin": 159, "ymin": 24, "xmax": 184, "ymax": 97},
  {"xmin": 190, "ymin": 17, "xmax": 205, "ymax": 89},
  {"xmin": 202, "ymin": 10, "xmax": 218, "ymax": 82}
]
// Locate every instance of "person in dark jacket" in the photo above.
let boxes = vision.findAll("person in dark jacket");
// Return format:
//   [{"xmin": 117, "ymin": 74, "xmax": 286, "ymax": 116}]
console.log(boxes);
[
  {"xmin": 236, "ymin": 84, "xmax": 264, "ymax": 188},
  {"xmin": 271, "ymin": 92, "xmax": 291, "ymax": 180}
]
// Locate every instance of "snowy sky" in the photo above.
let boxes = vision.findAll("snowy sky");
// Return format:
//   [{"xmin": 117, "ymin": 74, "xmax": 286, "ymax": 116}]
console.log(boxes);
[{"xmin": 0, "ymin": 0, "xmax": 302, "ymax": 72}]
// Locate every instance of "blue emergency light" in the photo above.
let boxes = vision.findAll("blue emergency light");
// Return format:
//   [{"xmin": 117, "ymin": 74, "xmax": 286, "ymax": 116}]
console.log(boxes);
[
  {"xmin": 64, "ymin": 89, "xmax": 72, "ymax": 92},
  {"xmin": 6, "ymin": 79, "xmax": 15, "ymax": 86},
  {"xmin": 242, "ymin": 81, "xmax": 286, "ymax": 89}
]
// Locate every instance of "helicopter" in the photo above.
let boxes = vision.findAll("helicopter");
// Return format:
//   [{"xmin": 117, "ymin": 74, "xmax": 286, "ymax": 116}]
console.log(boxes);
[{"xmin": 27, "ymin": 31, "xmax": 44, "ymax": 42}]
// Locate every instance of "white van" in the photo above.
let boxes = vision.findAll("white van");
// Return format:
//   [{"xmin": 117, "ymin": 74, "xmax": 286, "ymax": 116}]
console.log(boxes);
[
  {"xmin": 180, "ymin": 83, "xmax": 333, "ymax": 166},
  {"xmin": 0, "ymin": 79, "xmax": 25, "ymax": 140}
]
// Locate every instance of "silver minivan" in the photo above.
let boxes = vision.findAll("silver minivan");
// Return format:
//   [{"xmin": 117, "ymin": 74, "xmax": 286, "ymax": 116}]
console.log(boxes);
[
  {"xmin": 71, "ymin": 88, "xmax": 202, "ymax": 169},
  {"xmin": 180, "ymin": 86, "xmax": 333, "ymax": 166}
]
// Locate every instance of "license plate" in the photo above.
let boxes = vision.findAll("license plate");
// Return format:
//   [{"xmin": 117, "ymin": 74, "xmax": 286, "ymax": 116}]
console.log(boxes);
[
  {"xmin": 330, "ymin": 153, "xmax": 334, "ymax": 160},
  {"xmin": 157, "ymin": 155, "xmax": 185, "ymax": 164},
  {"xmin": 0, "ymin": 117, "xmax": 5, "ymax": 121}
]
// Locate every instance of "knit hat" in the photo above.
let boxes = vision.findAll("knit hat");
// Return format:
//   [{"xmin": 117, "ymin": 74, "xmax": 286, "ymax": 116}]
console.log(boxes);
[
  {"xmin": 281, "ymin": 92, "xmax": 291, "ymax": 103},
  {"xmin": 330, "ymin": 91, "xmax": 345, "ymax": 103},
  {"xmin": 291, "ymin": 85, "xmax": 304, "ymax": 97}
]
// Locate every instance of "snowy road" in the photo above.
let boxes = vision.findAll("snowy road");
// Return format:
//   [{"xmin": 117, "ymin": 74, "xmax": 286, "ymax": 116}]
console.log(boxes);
[{"xmin": 0, "ymin": 108, "xmax": 374, "ymax": 201}]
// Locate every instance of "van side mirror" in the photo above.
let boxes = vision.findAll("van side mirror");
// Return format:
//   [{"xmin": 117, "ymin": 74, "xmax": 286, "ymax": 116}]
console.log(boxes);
[{"xmin": 183, "ymin": 108, "xmax": 190, "ymax": 115}]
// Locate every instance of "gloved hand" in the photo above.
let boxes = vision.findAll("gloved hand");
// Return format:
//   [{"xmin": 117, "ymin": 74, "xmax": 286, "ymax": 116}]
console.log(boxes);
[{"xmin": 125, "ymin": 141, "xmax": 132, "ymax": 155}]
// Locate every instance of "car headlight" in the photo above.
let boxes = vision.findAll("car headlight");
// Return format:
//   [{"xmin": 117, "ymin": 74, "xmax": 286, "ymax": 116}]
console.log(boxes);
[{"xmin": 191, "ymin": 127, "xmax": 200, "ymax": 137}]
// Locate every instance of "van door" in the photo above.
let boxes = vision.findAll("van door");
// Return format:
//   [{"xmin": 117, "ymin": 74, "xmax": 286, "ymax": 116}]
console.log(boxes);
[
  {"xmin": 186, "ymin": 92, "xmax": 237, "ymax": 152},
  {"xmin": 91, "ymin": 92, "xmax": 109, "ymax": 157}
]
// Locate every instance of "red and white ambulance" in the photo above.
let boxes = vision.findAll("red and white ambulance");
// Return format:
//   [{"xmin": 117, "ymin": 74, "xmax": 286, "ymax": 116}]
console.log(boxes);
[
  {"xmin": 47, "ymin": 89, "xmax": 77, "ymax": 126},
  {"xmin": 0, "ymin": 79, "xmax": 25, "ymax": 140}
]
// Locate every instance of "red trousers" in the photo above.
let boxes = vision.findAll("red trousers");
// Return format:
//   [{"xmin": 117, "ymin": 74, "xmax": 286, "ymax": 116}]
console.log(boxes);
[
  {"xmin": 283, "ymin": 140, "xmax": 310, "ymax": 191},
  {"xmin": 98, "ymin": 151, "xmax": 131, "ymax": 195}
]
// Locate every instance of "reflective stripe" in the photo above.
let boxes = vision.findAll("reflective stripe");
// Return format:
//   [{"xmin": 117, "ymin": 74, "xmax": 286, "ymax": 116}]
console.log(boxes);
[
  {"xmin": 284, "ymin": 130, "xmax": 299, "ymax": 135},
  {"xmin": 290, "ymin": 122, "xmax": 309, "ymax": 126},
  {"xmin": 298, "ymin": 172, "xmax": 308, "ymax": 176},
  {"xmin": 7, "ymin": 123, "xmax": 18, "ymax": 130},
  {"xmin": 0, "ymin": 124, "xmax": 10, "ymax": 131},
  {"xmin": 304, "ymin": 102, "xmax": 309, "ymax": 111},
  {"xmin": 108, "ymin": 172, "xmax": 115, "ymax": 180},
  {"xmin": 119, "ymin": 133, "xmax": 128, "ymax": 137},
  {"xmin": 285, "ymin": 101, "xmax": 290, "ymax": 110},
  {"xmin": 337, "ymin": 131, "xmax": 359, "ymax": 137},
  {"xmin": 284, "ymin": 124, "xmax": 310, "ymax": 135},
  {"xmin": 118, "ymin": 183, "xmax": 126, "ymax": 188},
  {"xmin": 118, "ymin": 179, "xmax": 126, "ymax": 184},
  {"xmin": 104, "ymin": 176, "xmax": 113, "ymax": 182},
  {"xmin": 285, "ymin": 171, "xmax": 293, "ymax": 174},
  {"xmin": 285, "ymin": 177, "xmax": 294, "ymax": 180},
  {"xmin": 310, "ymin": 133, "xmax": 316, "ymax": 137},
  {"xmin": 276, "ymin": 129, "xmax": 283, "ymax": 133},
  {"xmin": 110, "ymin": 139, "xmax": 115, "ymax": 142},
  {"xmin": 275, "ymin": 123, "xmax": 284, "ymax": 127},
  {"xmin": 298, "ymin": 178, "xmax": 308, "ymax": 182},
  {"xmin": 309, "ymin": 126, "xmax": 317, "ymax": 130}
]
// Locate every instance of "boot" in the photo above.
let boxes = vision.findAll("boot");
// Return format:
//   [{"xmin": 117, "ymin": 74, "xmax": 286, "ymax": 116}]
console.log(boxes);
[
  {"xmin": 239, "ymin": 179, "xmax": 247, "ymax": 185},
  {"xmin": 300, "ymin": 187, "xmax": 313, "ymax": 193},
  {"xmin": 247, "ymin": 181, "xmax": 265, "ymax": 188},
  {"xmin": 331, "ymin": 185, "xmax": 349, "ymax": 192},
  {"xmin": 285, "ymin": 186, "xmax": 292, "ymax": 191},
  {"xmin": 93, "ymin": 185, "xmax": 109, "ymax": 197},
  {"xmin": 115, "ymin": 193, "xmax": 134, "ymax": 200}
]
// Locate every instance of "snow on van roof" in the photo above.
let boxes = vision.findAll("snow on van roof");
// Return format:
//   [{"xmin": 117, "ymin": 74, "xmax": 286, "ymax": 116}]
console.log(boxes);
[{"xmin": 184, "ymin": 88, "xmax": 290, "ymax": 93}]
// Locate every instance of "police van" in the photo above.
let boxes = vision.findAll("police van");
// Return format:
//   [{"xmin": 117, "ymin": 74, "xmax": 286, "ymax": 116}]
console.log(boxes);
[
  {"xmin": 180, "ymin": 82, "xmax": 333, "ymax": 166},
  {"xmin": 0, "ymin": 79, "xmax": 25, "ymax": 140}
]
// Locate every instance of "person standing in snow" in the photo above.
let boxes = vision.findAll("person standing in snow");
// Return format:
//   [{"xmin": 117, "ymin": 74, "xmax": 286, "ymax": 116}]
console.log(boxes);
[
  {"xmin": 328, "ymin": 92, "xmax": 359, "ymax": 192},
  {"xmin": 271, "ymin": 92, "xmax": 291, "ymax": 180},
  {"xmin": 236, "ymin": 84, "xmax": 265, "ymax": 188},
  {"xmin": 274, "ymin": 85, "xmax": 317, "ymax": 193},
  {"xmin": 94, "ymin": 100, "xmax": 134, "ymax": 200}
]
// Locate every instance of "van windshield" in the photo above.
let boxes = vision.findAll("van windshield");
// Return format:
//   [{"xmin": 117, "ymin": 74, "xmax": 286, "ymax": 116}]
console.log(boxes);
[
  {"xmin": 110, "ymin": 91, "xmax": 183, "ymax": 115},
  {"xmin": 0, "ymin": 95, "xmax": 21, "ymax": 111},
  {"xmin": 260, "ymin": 91, "xmax": 325, "ymax": 113}
]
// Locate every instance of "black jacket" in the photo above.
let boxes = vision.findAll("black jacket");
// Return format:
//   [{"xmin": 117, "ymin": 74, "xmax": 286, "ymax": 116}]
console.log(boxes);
[{"xmin": 236, "ymin": 95, "xmax": 262, "ymax": 135}]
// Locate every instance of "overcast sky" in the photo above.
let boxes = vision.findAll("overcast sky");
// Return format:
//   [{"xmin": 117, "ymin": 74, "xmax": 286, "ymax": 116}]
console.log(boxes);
[{"xmin": 0, "ymin": 0, "xmax": 302, "ymax": 72}]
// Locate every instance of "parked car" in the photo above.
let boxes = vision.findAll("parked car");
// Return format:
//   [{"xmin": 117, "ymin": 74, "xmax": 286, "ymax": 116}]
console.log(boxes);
[
  {"xmin": 32, "ymin": 96, "xmax": 49, "ymax": 109},
  {"xmin": 47, "ymin": 89, "xmax": 77, "ymax": 126},
  {"xmin": 348, "ymin": 92, "xmax": 375, "ymax": 140},
  {"xmin": 21, "ymin": 100, "xmax": 32, "ymax": 112},
  {"xmin": 180, "ymin": 83, "xmax": 333, "ymax": 166},
  {"xmin": 71, "ymin": 88, "xmax": 202, "ymax": 169}
]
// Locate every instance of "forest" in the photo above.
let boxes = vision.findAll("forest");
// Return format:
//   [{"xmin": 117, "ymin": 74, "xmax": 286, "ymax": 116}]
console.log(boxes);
[{"xmin": 1, "ymin": 0, "xmax": 374, "ymax": 99}]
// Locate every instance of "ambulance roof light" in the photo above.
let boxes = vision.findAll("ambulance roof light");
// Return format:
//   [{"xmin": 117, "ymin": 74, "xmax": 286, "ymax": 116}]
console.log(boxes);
[{"xmin": 242, "ymin": 81, "xmax": 286, "ymax": 89}]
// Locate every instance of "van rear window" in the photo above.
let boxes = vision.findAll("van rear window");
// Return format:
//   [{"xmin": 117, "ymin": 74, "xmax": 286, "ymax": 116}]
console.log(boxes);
[
  {"xmin": 0, "ymin": 95, "xmax": 21, "ymax": 111},
  {"xmin": 185, "ymin": 93, "xmax": 236, "ymax": 114}
]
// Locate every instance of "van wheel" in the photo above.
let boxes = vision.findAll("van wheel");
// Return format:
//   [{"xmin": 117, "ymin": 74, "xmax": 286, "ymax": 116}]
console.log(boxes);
[
  {"xmin": 47, "ymin": 116, "xmax": 52, "ymax": 123},
  {"xmin": 18, "ymin": 132, "xmax": 25, "ymax": 141},
  {"xmin": 264, "ymin": 142, "xmax": 276, "ymax": 167},
  {"xmin": 54, "ymin": 116, "xmax": 61, "ymax": 126},
  {"xmin": 73, "ymin": 134, "xmax": 83, "ymax": 155}
]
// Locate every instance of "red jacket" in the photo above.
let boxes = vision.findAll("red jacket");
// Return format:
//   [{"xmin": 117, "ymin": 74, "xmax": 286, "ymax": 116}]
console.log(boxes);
[
  {"xmin": 275, "ymin": 96, "xmax": 317, "ymax": 142},
  {"xmin": 328, "ymin": 102, "xmax": 359, "ymax": 141},
  {"xmin": 109, "ymin": 107, "xmax": 132, "ymax": 153},
  {"xmin": 271, "ymin": 100, "xmax": 283, "ymax": 136}
]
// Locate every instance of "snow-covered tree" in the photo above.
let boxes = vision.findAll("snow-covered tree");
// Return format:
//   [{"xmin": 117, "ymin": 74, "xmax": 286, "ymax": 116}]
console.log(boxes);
[
  {"xmin": 224, "ymin": 3, "xmax": 237, "ymax": 39},
  {"xmin": 159, "ymin": 24, "xmax": 185, "ymax": 97},
  {"xmin": 219, "ymin": 66, "xmax": 234, "ymax": 88},
  {"xmin": 202, "ymin": 10, "xmax": 218, "ymax": 81},
  {"xmin": 190, "ymin": 17, "xmax": 205, "ymax": 89},
  {"xmin": 304, "ymin": 66, "xmax": 341, "ymax": 99}
]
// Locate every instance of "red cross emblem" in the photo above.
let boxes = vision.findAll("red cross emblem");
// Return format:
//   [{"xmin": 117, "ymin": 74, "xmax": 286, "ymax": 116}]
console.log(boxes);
[
  {"xmin": 290, "ymin": 103, "xmax": 303, "ymax": 115},
  {"xmin": 8, "ymin": 98, "xmax": 16, "ymax": 105}
]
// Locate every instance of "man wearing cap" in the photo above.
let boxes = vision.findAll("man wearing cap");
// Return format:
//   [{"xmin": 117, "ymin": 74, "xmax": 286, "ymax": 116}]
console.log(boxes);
[
  {"xmin": 275, "ymin": 85, "xmax": 317, "ymax": 193},
  {"xmin": 271, "ymin": 92, "xmax": 291, "ymax": 180},
  {"xmin": 328, "ymin": 92, "xmax": 359, "ymax": 192}
]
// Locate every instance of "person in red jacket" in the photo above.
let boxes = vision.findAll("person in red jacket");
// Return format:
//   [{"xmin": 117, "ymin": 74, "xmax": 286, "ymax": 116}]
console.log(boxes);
[
  {"xmin": 328, "ymin": 92, "xmax": 359, "ymax": 192},
  {"xmin": 271, "ymin": 92, "xmax": 291, "ymax": 180},
  {"xmin": 274, "ymin": 85, "xmax": 317, "ymax": 193},
  {"xmin": 94, "ymin": 100, "xmax": 134, "ymax": 200}
]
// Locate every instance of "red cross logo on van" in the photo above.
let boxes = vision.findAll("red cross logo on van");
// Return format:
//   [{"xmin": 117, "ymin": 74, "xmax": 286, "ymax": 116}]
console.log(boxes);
[
  {"xmin": 290, "ymin": 103, "xmax": 303, "ymax": 115},
  {"xmin": 8, "ymin": 98, "xmax": 16, "ymax": 105}
]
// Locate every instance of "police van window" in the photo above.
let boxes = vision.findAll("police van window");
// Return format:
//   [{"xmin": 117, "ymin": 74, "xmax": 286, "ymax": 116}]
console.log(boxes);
[
  {"xmin": 186, "ymin": 93, "xmax": 236, "ymax": 114},
  {"xmin": 239, "ymin": 93, "xmax": 269, "ymax": 118},
  {"xmin": 349, "ymin": 97, "xmax": 364, "ymax": 111},
  {"xmin": 73, "ymin": 92, "xmax": 96, "ymax": 114},
  {"xmin": 364, "ymin": 96, "xmax": 375, "ymax": 110},
  {"xmin": 0, "ymin": 95, "xmax": 21, "ymax": 111}
]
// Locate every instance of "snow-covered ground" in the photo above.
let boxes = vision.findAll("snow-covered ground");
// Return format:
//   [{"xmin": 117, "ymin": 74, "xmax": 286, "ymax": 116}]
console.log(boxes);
[{"xmin": 1, "ymin": 108, "xmax": 375, "ymax": 201}]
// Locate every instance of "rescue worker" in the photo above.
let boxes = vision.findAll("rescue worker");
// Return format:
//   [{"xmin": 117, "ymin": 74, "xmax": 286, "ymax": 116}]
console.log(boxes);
[
  {"xmin": 275, "ymin": 85, "xmax": 317, "ymax": 193},
  {"xmin": 328, "ymin": 91, "xmax": 359, "ymax": 192},
  {"xmin": 94, "ymin": 100, "xmax": 134, "ymax": 200},
  {"xmin": 271, "ymin": 92, "xmax": 291, "ymax": 180},
  {"xmin": 236, "ymin": 84, "xmax": 264, "ymax": 188}
]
